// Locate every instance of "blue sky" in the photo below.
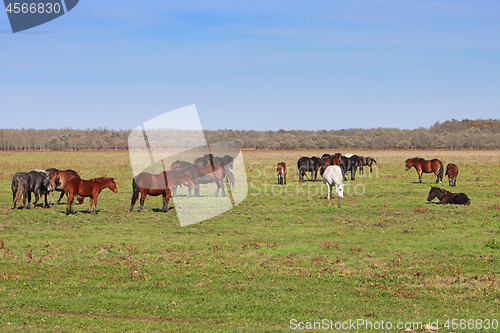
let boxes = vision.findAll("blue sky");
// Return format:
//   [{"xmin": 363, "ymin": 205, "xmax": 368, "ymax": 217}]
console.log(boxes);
[{"xmin": 1, "ymin": 1, "xmax": 499, "ymax": 131}]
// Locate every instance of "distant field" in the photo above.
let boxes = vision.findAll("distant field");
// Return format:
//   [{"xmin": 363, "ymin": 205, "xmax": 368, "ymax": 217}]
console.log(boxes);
[{"xmin": 0, "ymin": 149, "xmax": 499, "ymax": 332}]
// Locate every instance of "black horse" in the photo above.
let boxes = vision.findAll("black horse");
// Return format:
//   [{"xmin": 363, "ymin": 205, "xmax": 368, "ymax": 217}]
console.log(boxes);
[
  {"xmin": 12, "ymin": 170, "xmax": 52, "ymax": 209},
  {"xmin": 340, "ymin": 155, "xmax": 359, "ymax": 181},
  {"xmin": 297, "ymin": 156, "xmax": 321, "ymax": 181}
]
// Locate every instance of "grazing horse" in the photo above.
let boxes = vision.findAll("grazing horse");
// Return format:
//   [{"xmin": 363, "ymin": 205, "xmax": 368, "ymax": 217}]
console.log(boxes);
[
  {"xmin": 277, "ymin": 162, "xmax": 287, "ymax": 185},
  {"xmin": 130, "ymin": 171, "xmax": 195, "ymax": 213},
  {"xmin": 46, "ymin": 168, "xmax": 81, "ymax": 204},
  {"xmin": 322, "ymin": 165, "xmax": 344, "ymax": 200},
  {"xmin": 405, "ymin": 157, "xmax": 443, "ymax": 184},
  {"xmin": 297, "ymin": 156, "xmax": 321, "ymax": 181},
  {"xmin": 427, "ymin": 186, "xmax": 470, "ymax": 205},
  {"xmin": 358, "ymin": 156, "xmax": 377, "ymax": 174},
  {"xmin": 11, "ymin": 170, "xmax": 52, "ymax": 209},
  {"xmin": 445, "ymin": 163, "xmax": 459, "ymax": 187},
  {"xmin": 65, "ymin": 177, "xmax": 118, "ymax": 214}
]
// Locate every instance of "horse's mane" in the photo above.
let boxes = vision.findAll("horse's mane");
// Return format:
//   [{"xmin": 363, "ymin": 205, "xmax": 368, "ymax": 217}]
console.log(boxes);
[
  {"xmin": 90, "ymin": 177, "xmax": 112, "ymax": 182},
  {"xmin": 31, "ymin": 169, "xmax": 47, "ymax": 174},
  {"xmin": 432, "ymin": 186, "xmax": 451, "ymax": 195},
  {"xmin": 410, "ymin": 157, "xmax": 426, "ymax": 161}
]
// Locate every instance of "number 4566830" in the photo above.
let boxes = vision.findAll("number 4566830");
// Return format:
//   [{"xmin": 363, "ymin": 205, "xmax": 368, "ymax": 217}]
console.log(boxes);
[{"xmin": 5, "ymin": 2, "xmax": 61, "ymax": 14}]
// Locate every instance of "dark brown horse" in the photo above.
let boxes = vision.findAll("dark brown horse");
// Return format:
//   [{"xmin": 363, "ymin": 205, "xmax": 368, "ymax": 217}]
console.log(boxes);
[
  {"xmin": 277, "ymin": 162, "xmax": 287, "ymax": 185},
  {"xmin": 445, "ymin": 163, "xmax": 459, "ymax": 186},
  {"xmin": 130, "ymin": 171, "xmax": 195, "ymax": 213},
  {"xmin": 358, "ymin": 156, "xmax": 377, "ymax": 174},
  {"xmin": 427, "ymin": 186, "xmax": 470, "ymax": 205},
  {"xmin": 65, "ymin": 177, "xmax": 118, "ymax": 214},
  {"xmin": 405, "ymin": 157, "xmax": 443, "ymax": 183},
  {"xmin": 46, "ymin": 168, "xmax": 81, "ymax": 204}
]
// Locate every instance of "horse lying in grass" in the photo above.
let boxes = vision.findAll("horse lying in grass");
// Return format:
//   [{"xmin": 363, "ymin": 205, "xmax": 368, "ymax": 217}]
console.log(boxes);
[
  {"xmin": 427, "ymin": 186, "xmax": 470, "ymax": 205},
  {"xmin": 66, "ymin": 177, "xmax": 118, "ymax": 214},
  {"xmin": 12, "ymin": 170, "xmax": 52, "ymax": 209},
  {"xmin": 322, "ymin": 165, "xmax": 344, "ymax": 200}
]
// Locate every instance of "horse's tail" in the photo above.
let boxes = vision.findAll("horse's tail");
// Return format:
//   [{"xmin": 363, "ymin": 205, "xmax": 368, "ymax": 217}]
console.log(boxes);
[
  {"xmin": 372, "ymin": 159, "xmax": 377, "ymax": 164},
  {"xmin": 226, "ymin": 169, "xmax": 236, "ymax": 187},
  {"xmin": 14, "ymin": 176, "xmax": 24, "ymax": 205},
  {"xmin": 438, "ymin": 160, "xmax": 444, "ymax": 181},
  {"xmin": 131, "ymin": 176, "xmax": 140, "ymax": 202}
]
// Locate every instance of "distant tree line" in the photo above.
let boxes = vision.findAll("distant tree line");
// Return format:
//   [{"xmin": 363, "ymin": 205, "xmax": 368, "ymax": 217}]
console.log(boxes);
[{"xmin": 1, "ymin": 119, "xmax": 499, "ymax": 151}]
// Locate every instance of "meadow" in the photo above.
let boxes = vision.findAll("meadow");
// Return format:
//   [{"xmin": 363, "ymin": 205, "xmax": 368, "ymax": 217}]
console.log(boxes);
[{"xmin": 0, "ymin": 149, "xmax": 499, "ymax": 332}]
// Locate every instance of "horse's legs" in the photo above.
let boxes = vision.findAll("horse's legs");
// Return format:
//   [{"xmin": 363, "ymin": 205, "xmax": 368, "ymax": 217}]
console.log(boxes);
[
  {"xmin": 418, "ymin": 171, "xmax": 422, "ymax": 183},
  {"xmin": 172, "ymin": 184, "xmax": 178, "ymax": 197},
  {"xmin": 327, "ymin": 184, "xmax": 331, "ymax": 200},
  {"xmin": 32, "ymin": 188, "xmax": 40, "ymax": 208},
  {"xmin": 57, "ymin": 190, "xmax": 65, "ymax": 205},
  {"xmin": 369, "ymin": 164, "xmax": 373, "ymax": 173},
  {"xmin": 88, "ymin": 196, "xmax": 93, "ymax": 213},
  {"xmin": 92, "ymin": 194, "xmax": 99, "ymax": 213},
  {"xmin": 284, "ymin": 173, "xmax": 286, "ymax": 185},
  {"xmin": 26, "ymin": 190, "xmax": 31, "ymax": 209},
  {"xmin": 139, "ymin": 191, "xmax": 147, "ymax": 211},
  {"xmin": 50, "ymin": 189, "xmax": 55, "ymax": 205},
  {"xmin": 66, "ymin": 192, "xmax": 75, "ymax": 214},
  {"xmin": 130, "ymin": 186, "xmax": 139, "ymax": 212},
  {"xmin": 162, "ymin": 192, "xmax": 170, "ymax": 213},
  {"xmin": 221, "ymin": 179, "xmax": 226, "ymax": 197}
]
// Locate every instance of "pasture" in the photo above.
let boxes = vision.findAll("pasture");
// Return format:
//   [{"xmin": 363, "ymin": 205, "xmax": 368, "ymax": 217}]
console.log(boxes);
[{"xmin": 0, "ymin": 149, "xmax": 499, "ymax": 332}]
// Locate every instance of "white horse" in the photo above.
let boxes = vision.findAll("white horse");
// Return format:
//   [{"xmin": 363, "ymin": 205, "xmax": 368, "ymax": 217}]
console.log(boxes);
[{"xmin": 322, "ymin": 165, "xmax": 344, "ymax": 199}]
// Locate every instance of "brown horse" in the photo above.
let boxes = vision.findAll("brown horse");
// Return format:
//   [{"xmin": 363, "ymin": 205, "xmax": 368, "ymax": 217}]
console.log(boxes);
[
  {"xmin": 277, "ymin": 162, "xmax": 287, "ymax": 185},
  {"xmin": 65, "ymin": 177, "xmax": 118, "ymax": 214},
  {"xmin": 198, "ymin": 165, "xmax": 227, "ymax": 197},
  {"xmin": 445, "ymin": 163, "xmax": 459, "ymax": 186},
  {"xmin": 405, "ymin": 157, "xmax": 443, "ymax": 183},
  {"xmin": 427, "ymin": 186, "xmax": 470, "ymax": 205},
  {"xmin": 130, "ymin": 171, "xmax": 195, "ymax": 213},
  {"xmin": 46, "ymin": 168, "xmax": 82, "ymax": 204}
]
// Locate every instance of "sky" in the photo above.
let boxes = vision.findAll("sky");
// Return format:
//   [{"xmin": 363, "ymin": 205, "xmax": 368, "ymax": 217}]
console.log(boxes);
[{"xmin": 1, "ymin": 1, "xmax": 499, "ymax": 131}]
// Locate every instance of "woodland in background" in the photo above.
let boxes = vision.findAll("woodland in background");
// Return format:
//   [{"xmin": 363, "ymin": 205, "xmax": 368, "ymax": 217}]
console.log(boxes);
[{"xmin": 1, "ymin": 119, "xmax": 499, "ymax": 151}]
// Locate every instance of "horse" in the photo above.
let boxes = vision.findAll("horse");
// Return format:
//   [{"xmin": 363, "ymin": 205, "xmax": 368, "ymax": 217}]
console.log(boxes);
[
  {"xmin": 197, "ymin": 165, "xmax": 227, "ymax": 197},
  {"xmin": 357, "ymin": 156, "xmax": 377, "ymax": 174},
  {"xmin": 297, "ymin": 156, "xmax": 321, "ymax": 181},
  {"xmin": 405, "ymin": 157, "xmax": 443, "ymax": 184},
  {"xmin": 339, "ymin": 156, "xmax": 351, "ymax": 181},
  {"xmin": 427, "ymin": 186, "xmax": 470, "ymax": 205},
  {"xmin": 277, "ymin": 162, "xmax": 287, "ymax": 185},
  {"xmin": 194, "ymin": 154, "xmax": 235, "ymax": 187},
  {"xmin": 11, "ymin": 170, "xmax": 52, "ymax": 209},
  {"xmin": 130, "ymin": 171, "xmax": 195, "ymax": 213},
  {"xmin": 344, "ymin": 155, "xmax": 359, "ymax": 181},
  {"xmin": 445, "ymin": 163, "xmax": 459, "ymax": 187},
  {"xmin": 65, "ymin": 177, "xmax": 118, "ymax": 214},
  {"xmin": 46, "ymin": 168, "xmax": 81, "ymax": 204},
  {"xmin": 322, "ymin": 165, "xmax": 344, "ymax": 200}
]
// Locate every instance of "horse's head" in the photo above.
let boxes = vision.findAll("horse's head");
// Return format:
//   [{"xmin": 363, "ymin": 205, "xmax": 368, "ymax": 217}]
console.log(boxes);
[
  {"xmin": 427, "ymin": 186, "xmax": 440, "ymax": 201},
  {"xmin": 335, "ymin": 183, "xmax": 344, "ymax": 199},
  {"xmin": 108, "ymin": 178, "xmax": 118, "ymax": 193},
  {"xmin": 404, "ymin": 159, "xmax": 413, "ymax": 171},
  {"xmin": 43, "ymin": 175, "xmax": 52, "ymax": 191},
  {"xmin": 181, "ymin": 172, "xmax": 195, "ymax": 189}
]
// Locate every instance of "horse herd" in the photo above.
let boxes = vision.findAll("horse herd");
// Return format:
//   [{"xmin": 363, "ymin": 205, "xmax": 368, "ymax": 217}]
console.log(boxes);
[
  {"xmin": 11, "ymin": 154, "xmax": 235, "ymax": 214},
  {"xmin": 10, "ymin": 153, "xmax": 470, "ymax": 215},
  {"xmin": 275, "ymin": 155, "xmax": 470, "ymax": 205}
]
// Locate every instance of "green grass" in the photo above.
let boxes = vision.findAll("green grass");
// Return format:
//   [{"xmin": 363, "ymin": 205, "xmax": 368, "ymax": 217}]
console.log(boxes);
[{"xmin": 0, "ymin": 149, "xmax": 499, "ymax": 332}]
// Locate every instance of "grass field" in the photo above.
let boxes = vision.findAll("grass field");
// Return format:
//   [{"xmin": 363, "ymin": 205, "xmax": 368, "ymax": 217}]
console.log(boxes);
[{"xmin": 0, "ymin": 149, "xmax": 499, "ymax": 332}]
